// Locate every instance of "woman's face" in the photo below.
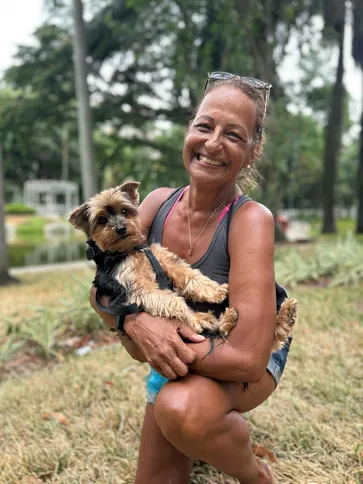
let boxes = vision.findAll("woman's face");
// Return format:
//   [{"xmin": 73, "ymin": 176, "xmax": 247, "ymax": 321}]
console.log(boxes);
[{"xmin": 183, "ymin": 85, "xmax": 257, "ymax": 186}]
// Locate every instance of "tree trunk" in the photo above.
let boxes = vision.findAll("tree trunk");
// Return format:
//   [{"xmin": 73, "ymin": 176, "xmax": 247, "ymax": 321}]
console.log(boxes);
[
  {"xmin": 356, "ymin": 74, "xmax": 363, "ymax": 233},
  {"xmin": 0, "ymin": 145, "xmax": 18, "ymax": 285},
  {"xmin": 322, "ymin": 10, "xmax": 346, "ymax": 234},
  {"xmin": 72, "ymin": 0, "xmax": 97, "ymax": 200}
]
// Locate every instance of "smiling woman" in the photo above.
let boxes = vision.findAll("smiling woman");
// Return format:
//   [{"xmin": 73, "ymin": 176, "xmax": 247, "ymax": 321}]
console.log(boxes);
[{"xmin": 91, "ymin": 72, "xmax": 287, "ymax": 484}]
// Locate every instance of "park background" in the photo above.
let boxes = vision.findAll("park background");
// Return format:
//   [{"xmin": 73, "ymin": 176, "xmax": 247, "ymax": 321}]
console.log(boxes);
[{"xmin": 0, "ymin": 0, "xmax": 362, "ymax": 483}]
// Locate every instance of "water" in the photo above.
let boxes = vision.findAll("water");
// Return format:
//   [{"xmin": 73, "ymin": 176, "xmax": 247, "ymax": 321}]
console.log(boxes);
[{"xmin": 9, "ymin": 240, "xmax": 86, "ymax": 268}]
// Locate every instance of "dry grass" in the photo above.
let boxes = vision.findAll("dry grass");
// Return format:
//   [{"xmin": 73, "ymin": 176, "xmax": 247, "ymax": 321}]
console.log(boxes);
[
  {"xmin": 0, "ymin": 268, "xmax": 94, "ymax": 337},
  {"xmin": 0, "ymin": 269, "xmax": 362, "ymax": 483}
]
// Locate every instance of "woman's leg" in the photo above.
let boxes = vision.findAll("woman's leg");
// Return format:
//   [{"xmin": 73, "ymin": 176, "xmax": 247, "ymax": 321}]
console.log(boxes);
[
  {"xmin": 135, "ymin": 403, "xmax": 193, "ymax": 484},
  {"xmin": 154, "ymin": 371, "xmax": 276, "ymax": 484}
]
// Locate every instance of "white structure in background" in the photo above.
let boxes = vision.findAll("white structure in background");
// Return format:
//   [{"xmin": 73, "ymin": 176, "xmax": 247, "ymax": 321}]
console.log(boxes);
[{"xmin": 24, "ymin": 180, "xmax": 79, "ymax": 216}]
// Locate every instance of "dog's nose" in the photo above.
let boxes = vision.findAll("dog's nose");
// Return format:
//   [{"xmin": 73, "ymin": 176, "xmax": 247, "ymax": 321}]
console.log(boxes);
[{"xmin": 116, "ymin": 227, "xmax": 127, "ymax": 237}]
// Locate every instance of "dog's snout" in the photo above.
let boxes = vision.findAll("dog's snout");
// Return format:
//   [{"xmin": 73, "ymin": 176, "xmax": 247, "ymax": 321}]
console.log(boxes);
[{"xmin": 116, "ymin": 227, "xmax": 127, "ymax": 237}]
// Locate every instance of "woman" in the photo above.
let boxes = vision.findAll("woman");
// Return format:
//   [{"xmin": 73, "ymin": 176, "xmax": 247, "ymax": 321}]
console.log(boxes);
[{"xmin": 91, "ymin": 72, "xmax": 291, "ymax": 483}]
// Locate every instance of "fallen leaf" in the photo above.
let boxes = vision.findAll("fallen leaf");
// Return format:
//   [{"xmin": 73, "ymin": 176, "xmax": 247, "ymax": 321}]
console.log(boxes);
[
  {"xmin": 252, "ymin": 444, "xmax": 278, "ymax": 463},
  {"xmin": 41, "ymin": 411, "xmax": 70, "ymax": 426}
]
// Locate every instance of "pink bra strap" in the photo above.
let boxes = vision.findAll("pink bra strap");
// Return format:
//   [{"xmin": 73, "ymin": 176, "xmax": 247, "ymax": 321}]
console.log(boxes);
[{"xmin": 216, "ymin": 195, "xmax": 240, "ymax": 227}]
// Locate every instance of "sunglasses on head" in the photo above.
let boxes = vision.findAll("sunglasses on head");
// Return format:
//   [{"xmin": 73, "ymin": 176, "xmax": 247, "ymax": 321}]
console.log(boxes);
[{"xmin": 203, "ymin": 71, "xmax": 272, "ymax": 128}]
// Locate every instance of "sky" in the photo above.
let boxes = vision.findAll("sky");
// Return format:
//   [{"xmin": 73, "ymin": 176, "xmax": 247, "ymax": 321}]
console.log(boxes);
[{"xmin": 0, "ymin": 1, "xmax": 362, "ymax": 123}]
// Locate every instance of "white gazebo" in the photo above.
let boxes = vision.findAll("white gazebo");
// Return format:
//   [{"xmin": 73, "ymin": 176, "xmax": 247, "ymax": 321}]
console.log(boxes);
[{"xmin": 24, "ymin": 180, "xmax": 80, "ymax": 216}]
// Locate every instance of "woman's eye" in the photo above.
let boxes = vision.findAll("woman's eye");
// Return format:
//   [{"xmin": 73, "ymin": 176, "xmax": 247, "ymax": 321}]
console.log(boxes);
[
  {"xmin": 121, "ymin": 209, "xmax": 128, "ymax": 216},
  {"xmin": 228, "ymin": 132, "xmax": 241, "ymax": 140},
  {"xmin": 196, "ymin": 124, "xmax": 210, "ymax": 131},
  {"xmin": 99, "ymin": 217, "xmax": 108, "ymax": 225}
]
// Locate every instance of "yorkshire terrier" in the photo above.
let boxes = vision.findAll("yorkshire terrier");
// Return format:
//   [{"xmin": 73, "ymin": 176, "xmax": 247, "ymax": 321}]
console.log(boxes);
[{"xmin": 68, "ymin": 182, "xmax": 297, "ymax": 351}]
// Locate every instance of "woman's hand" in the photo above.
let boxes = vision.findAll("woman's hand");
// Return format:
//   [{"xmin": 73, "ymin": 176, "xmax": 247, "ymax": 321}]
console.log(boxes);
[
  {"xmin": 116, "ymin": 332, "xmax": 147, "ymax": 362},
  {"xmin": 124, "ymin": 313, "xmax": 205, "ymax": 380},
  {"xmin": 90, "ymin": 286, "xmax": 205, "ymax": 378}
]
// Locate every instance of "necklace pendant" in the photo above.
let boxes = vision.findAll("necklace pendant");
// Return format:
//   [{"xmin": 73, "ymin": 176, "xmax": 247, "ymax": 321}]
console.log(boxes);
[{"xmin": 189, "ymin": 248, "xmax": 193, "ymax": 256}]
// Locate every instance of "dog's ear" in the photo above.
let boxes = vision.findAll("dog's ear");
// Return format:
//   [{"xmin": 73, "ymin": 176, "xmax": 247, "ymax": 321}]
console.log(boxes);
[
  {"xmin": 118, "ymin": 181, "xmax": 140, "ymax": 206},
  {"xmin": 68, "ymin": 203, "xmax": 91, "ymax": 234}
]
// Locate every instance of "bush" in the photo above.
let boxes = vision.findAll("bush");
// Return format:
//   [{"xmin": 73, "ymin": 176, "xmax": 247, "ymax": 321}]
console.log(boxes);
[
  {"xmin": 275, "ymin": 232, "xmax": 363, "ymax": 287},
  {"xmin": 5, "ymin": 203, "xmax": 36, "ymax": 215},
  {"xmin": 16, "ymin": 217, "xmax": 47, "ymax": 236}
]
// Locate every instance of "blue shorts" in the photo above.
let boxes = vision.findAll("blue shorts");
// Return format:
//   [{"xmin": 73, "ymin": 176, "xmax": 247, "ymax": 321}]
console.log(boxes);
[{"xmin": 146, "ymin": 337, "xmax": 292, "ymax": 404}]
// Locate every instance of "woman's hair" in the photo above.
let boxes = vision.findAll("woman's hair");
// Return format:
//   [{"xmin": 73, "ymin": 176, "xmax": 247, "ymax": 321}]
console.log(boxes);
[{"xmin": 189, "ymin": 77, "xmax": 268, "ymax": 192}]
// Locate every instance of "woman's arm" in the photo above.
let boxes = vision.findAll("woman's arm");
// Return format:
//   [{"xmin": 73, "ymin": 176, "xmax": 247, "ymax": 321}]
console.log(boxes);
[{"xmin": 187, "ymin": 201, "xmax": 276, "ymax": 383}]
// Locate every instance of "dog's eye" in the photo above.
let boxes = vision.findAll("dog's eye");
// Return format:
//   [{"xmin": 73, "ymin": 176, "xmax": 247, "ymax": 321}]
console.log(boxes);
[
  {"xmin": 99, "ymin": 216, "xmax": 108, "ymax": 225},
  {"xmin": 121, "ymin": 209, "xmax": 128, "ymax": 216}
]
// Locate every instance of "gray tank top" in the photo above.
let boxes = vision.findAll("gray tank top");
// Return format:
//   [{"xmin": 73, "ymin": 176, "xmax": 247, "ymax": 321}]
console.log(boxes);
[{"xmin": 148, "ymin": 186, "xmax": 250, "ymax": 315}]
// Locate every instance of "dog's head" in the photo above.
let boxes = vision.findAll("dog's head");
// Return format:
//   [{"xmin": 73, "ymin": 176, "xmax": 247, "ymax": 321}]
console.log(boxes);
[{"xmin": 68, "ymin": 181, "xmax": 143, "ymax": 252}]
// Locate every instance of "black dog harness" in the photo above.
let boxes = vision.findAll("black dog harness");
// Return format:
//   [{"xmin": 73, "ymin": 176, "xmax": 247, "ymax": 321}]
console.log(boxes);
[{"xmin": 87, "ymin": 240, "xmax": 172, "ymax": 334}]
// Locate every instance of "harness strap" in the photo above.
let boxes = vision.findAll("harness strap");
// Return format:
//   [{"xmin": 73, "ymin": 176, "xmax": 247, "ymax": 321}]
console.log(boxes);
[
  {"xmin": 95, "ymin": 288, "xmax": 143, "ymax": 334},
  {"xmin": 86, "ymin": 239, "xmax": 105, "ymax": 268},
  {"xmin": 143, "ymin": 248, "xmax": 173, "ymax": 291}
]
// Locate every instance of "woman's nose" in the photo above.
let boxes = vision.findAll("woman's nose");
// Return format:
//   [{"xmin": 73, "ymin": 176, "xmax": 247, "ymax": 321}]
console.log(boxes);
[{"xmin": 205, "ymin": 131, "xmax": 222, "ymax": 152}]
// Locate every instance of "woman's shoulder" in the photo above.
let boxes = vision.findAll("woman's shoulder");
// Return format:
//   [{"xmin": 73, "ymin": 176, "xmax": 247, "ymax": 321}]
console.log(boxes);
[
  {"xmin": 139, "ymin": 187, "xmax": 177, "ymax": 235},
  {"xmin": 234, "ymin": 199, "xmax": 273, "ymax": 221},
  {"xmin": 231, "ymin": 200, "xmax": 274, "ymax": 237}
]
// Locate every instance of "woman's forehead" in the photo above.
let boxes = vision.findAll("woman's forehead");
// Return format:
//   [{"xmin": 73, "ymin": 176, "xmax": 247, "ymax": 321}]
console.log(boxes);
[{"xmin": 196, "ymin": 86, "xmax": 257, "ymax": 131}]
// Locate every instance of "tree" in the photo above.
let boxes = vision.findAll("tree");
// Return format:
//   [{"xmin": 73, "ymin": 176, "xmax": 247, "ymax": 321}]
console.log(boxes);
[
  {"xmin": 0, "ymin": 145, "xmax": 18, "ymax": 286},
  {"xmin": 352, "ymin": 0, "xmax": 363, "ymax": 233},
  {"xmin": 321, "ymin": 0, "xmax": 347, "ymax": 233},
  {"xmin": 71, "ymin": 0, "xmax": 97, "ymax": 200}
]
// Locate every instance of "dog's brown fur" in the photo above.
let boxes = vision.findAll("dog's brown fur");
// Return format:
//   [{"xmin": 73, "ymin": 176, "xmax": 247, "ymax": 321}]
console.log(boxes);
[{"xmin": 69, "ymin": 182, "xmax": 297, "ymax": 351}]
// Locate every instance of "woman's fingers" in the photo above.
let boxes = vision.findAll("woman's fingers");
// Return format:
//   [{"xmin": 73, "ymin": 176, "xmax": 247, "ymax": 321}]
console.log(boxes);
[{"xmin": 177, "ymin": 324, "xmax": 206, "ymax": 344}]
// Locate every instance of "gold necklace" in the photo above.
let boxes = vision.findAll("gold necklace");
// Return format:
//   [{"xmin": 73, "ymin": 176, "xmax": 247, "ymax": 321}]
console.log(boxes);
[{"xmin": 186, "ymin": 192, "xmax": 230, "ymax": 256}]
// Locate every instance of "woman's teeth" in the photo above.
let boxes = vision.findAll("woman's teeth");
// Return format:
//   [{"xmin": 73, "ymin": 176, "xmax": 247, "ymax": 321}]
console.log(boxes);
[{"xmin": 198, "ymin": 155, "xmax": 223, "ymax": 166}]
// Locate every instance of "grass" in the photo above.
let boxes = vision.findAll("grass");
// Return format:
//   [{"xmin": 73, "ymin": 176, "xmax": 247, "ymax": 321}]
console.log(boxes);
[
  {"xmin": 0, "ymin": 270, "xmax": 362, "ymax": 483},
  {"xmin": 0, "ymin": 268, "xmax": 94, "ymax": 338}
]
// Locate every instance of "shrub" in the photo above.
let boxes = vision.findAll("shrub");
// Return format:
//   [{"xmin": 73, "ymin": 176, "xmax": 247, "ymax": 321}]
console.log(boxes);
[
  {"xmin": 275, "ymin": 232, "xmax": 363, "ymax": 287},
  {"xmin": 16, "ymin": 217, "xmax": 47, "ymax": 236},
  {"xmin": 5, "ymin": 203, "xmax": 36, "ymax": 215}
]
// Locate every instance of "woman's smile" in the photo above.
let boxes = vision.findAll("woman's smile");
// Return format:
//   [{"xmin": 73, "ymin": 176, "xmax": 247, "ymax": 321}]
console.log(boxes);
[{"xmin": 194, "ymin": 153, "xmax": 226, "ymax": 168}]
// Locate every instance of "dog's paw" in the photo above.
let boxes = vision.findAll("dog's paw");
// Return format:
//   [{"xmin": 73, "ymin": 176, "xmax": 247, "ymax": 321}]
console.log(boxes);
[
  {"xmin": 219, "ymin": 307, "xmax": 238, "ymax": 338},
  {"xmin": 211, "ymin": 283, "xmax": 229, "ymax": 303},
  {"xmin": 278, "ymin": 298, "xmax": 298, "ymax": 328}
]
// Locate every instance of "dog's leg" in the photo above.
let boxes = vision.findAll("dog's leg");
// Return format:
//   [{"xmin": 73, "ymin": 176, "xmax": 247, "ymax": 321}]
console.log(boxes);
[
  {"xmin": 151, "ymin": 244, "xmax": 228, "ymax": 304},
  {"xmin": 130, "ymin": 288, "xmax": 209, "ymax": 334},
  {"xmin": 271, "ymin": 298, "xmax": 297, "ymax": 352}
]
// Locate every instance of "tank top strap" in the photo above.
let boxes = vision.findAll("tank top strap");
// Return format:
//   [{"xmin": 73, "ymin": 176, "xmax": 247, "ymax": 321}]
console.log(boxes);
[{"xmin": 148, "ymin": 186, "xmax": 187, "ymax": 244}]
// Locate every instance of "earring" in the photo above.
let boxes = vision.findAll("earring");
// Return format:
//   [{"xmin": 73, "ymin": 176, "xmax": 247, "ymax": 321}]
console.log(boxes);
[{"xmin": 247, "ymin": 164, "xmax": 251, "ymax": 169}]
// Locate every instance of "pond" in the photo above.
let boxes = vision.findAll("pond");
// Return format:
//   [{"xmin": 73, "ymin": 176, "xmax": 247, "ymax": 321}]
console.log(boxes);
[
  {"xmin": 8, "ymin": 239, "xmax": 87, "ymax": 268},
  {"xmin": 8, "ymin": 241, "xmax": 86, "ymax": 267},
  {"xmin": 6, "ymin": 216, "xmax": 88, "ymax": 268},
  {"xmin": 9, "ymin": 240, "xmax": 87, "ymax": 268}
]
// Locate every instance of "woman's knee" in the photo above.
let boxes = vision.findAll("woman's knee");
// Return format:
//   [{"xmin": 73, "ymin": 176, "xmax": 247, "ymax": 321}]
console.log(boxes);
[
  {"xmin": 154, "ymin": 379, "xmax": 203, "ymax": 441},
  {"xmin": 154, "ymin": 376, "xmax": 234, "ymax": 446}
]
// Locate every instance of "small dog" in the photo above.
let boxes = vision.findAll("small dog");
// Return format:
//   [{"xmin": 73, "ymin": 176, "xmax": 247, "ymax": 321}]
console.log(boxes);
[{"xmin": 69, "ymin": 182, "xmax": 297, "ymax": 352}]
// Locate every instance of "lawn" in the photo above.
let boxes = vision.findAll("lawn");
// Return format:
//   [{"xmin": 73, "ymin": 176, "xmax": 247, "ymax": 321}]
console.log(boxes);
[{"xmin": 0, "ymin": 268, "xmax": 362, "ymax": 483}]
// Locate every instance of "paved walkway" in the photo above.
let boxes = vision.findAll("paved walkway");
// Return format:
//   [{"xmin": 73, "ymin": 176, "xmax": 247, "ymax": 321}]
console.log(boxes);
[{"xmin": 10, "ymin": 260, "xmax": 94, "ymax": 275}]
